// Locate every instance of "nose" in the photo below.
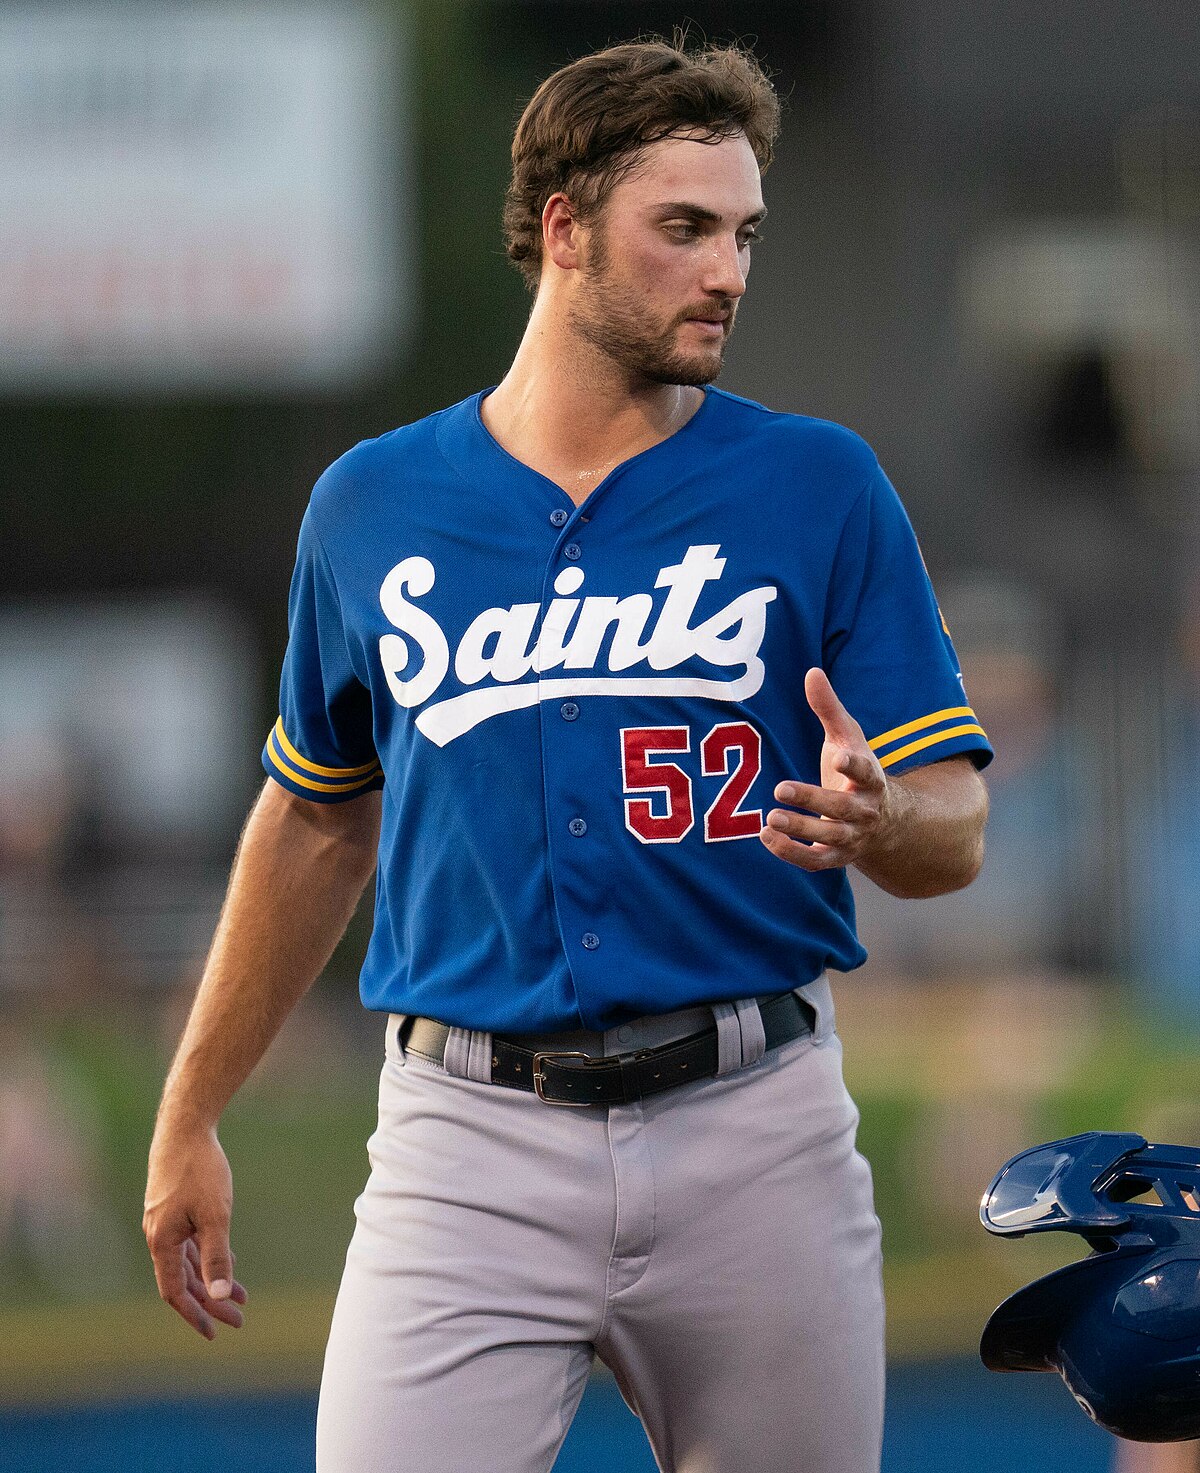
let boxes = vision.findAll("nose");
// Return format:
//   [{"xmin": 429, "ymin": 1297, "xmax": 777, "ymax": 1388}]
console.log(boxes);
[{"xmin": 700, "ymin": 233, "xmax": 748, "ymax": 299}]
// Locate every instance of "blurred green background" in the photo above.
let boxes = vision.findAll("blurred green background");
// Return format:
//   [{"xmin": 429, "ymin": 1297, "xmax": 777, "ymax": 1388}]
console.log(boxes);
[
  {"xmin": 3, "ymin": 4, "xmax": 1200, "ymax": 1466},
  {"xmin": 6, "ymin": 976, "xmax": 1200, "ymax": 1404}
]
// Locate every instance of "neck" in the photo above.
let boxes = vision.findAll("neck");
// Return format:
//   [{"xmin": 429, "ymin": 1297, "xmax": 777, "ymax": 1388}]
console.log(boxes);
[{"xmin": 481, "ymin": 288, "xmax": 704, "ymax": 501}]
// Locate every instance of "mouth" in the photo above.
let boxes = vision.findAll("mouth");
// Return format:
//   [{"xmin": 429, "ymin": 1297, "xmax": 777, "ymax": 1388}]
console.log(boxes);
[{"xmin": 682, "ymin": 313, "xmax": 730, "ymax": 338}]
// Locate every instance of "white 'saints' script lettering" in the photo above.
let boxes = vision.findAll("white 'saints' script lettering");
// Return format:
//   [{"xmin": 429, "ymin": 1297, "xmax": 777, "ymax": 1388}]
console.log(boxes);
[{"xmin": 378, "ymin": 545, "xmax": 777, "ymax": 746}]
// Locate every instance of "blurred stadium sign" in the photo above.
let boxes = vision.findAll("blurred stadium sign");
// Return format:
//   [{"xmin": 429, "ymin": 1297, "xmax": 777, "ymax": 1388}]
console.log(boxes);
[{"xmin": 0, "ymin": 4, "xmax": 407, "ymax": 392}]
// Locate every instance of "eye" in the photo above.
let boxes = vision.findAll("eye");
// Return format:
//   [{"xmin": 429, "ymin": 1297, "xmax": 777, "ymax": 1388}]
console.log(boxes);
[
  {"xmin": 737, "ymin": 229, "xmax": 763, "ymax": 250},
  {"xmin": 664, "ymin": 221, "xmax": 700, "ymax": 240}
]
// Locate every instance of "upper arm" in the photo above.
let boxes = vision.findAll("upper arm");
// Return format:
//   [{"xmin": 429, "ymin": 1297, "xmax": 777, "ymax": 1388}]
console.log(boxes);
[
  {"xmin": 262, "ymin": 498, "xmax": 384, "ymax": 805},
  {"xmin": 824, "ymin": 466, "xmax": 994, "ymax": 777}
]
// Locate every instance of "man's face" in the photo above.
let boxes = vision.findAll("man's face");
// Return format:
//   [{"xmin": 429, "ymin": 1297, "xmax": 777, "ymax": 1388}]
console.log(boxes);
[{"xmin": 569, "ymin": 131, "xmax": 766, "ymax": 387}]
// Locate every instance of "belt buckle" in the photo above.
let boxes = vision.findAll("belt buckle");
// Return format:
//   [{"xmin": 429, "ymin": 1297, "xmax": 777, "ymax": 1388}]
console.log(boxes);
[{"xmin": 532, "ymin": 1049, "xmax": 609, "ymax": 1106}]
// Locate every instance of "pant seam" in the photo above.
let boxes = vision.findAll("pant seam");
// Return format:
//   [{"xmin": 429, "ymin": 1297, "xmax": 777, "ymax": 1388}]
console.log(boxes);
[{"xmin": 596, "ymin": 1109, "xmax": 622, "ymax": 1344}]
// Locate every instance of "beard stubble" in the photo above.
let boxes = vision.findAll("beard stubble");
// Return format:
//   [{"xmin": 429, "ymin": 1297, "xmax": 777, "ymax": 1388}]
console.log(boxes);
[{"xmin": 570, "ymin": 225, "xmax": 735, "ymax": 388}]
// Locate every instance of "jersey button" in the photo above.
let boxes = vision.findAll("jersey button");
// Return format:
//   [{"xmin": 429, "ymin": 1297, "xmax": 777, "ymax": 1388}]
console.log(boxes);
[
  {"xmin": 581, "ymin": 932, "xmax": 600, "ymax": 950},
  {"xmin": 563, "ymin": 542, "xmax": 582, "ymax": 561},
  {"xmin": 568, "ymin": 817, "xmax": 588, "ymax": 837},
  {"xmin": 549, "ymin": 508, "xmax": 569, "ymax": 528},
  {"xmin": 560, "ymin": 701, "xmax": 580, "ymax": 721}
]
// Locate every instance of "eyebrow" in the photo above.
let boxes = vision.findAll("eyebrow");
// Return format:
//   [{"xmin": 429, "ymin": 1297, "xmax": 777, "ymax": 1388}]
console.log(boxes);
[{"xmin": 654, "ymin": 202, "xmax": 768, "ymax": 226}]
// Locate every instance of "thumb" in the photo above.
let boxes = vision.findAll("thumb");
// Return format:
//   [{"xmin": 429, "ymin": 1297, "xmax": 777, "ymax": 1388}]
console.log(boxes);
[
  {"xmin": 804, "ymin": 668, "xmax": 856, "ymax": 741},
  {"xmin": 198, "ymin": 1223, "xmax": 234, "ymax": 1300}
]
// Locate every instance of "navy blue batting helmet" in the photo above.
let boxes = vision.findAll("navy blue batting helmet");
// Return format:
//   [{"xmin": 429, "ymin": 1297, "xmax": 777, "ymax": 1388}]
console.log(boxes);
[{"xmin": 980, "ymin": 1131, "xmax": 1200, "ymax": 1442}]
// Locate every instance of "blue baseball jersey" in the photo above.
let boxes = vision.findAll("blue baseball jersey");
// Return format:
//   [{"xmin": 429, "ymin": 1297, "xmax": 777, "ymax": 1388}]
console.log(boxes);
[{"xmin": 263, "ymin": 387, "xmax": 992, "ymax": 1032}]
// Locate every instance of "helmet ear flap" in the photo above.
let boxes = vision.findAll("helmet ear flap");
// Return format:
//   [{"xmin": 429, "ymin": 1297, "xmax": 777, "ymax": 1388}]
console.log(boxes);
[{"xmin": 980, "ymin": 1254, "xmax": 1113, "ymax": 1373}]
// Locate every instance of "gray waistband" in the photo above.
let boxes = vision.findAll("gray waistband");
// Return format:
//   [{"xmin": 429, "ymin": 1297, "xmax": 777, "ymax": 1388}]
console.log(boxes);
[{"xmin": 389, "ymin": 976, "xmax": 832, "ymax": 1062}]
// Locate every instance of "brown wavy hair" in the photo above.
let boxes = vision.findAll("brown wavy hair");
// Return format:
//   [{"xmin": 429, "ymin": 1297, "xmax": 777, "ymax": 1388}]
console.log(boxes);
[{"xmin": 504, "ymin": 36, "xmax": 781, "ymax": 291}]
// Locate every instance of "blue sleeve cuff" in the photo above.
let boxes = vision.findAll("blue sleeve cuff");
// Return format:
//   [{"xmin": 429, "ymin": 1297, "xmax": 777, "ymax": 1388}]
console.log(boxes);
[
  {"xmin": 868, "ymin": 705, "xmax": 993, "ymax": 776},
  {"xmin": 262, "ymin": 717, "xmax": 384, "ymax": 802}
]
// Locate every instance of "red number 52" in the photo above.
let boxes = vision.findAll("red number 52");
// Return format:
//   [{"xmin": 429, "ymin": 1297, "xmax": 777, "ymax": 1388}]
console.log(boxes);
[{"xmin": 620, "ymin": 721, "xmax": 764, "ymax": 845}]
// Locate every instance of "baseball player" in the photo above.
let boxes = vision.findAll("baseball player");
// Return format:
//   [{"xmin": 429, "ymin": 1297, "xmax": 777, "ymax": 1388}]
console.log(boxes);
[{"xmin": 144, "ymin": 37, "xmax": 992, "ymax": 1473}]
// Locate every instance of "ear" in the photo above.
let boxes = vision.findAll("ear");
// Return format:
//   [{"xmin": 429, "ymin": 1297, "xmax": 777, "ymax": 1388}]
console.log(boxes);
[{"xmin": 542, "ymin": 193, "xmax": 582, "ymax": 272}]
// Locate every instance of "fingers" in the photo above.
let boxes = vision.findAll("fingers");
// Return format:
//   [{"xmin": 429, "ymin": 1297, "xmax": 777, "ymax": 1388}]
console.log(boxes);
[
  {"xmin": 147, "ymin": 1227, "xmax": 220, "ymax": 1340},
  {"xmin": 185, "ymin": 1238, "xmax": 248, "ymax": 1309},
  {"xmin": 773, "ymin": 780, "xmax": 874, "ymax": 822},
  {"xmin": 804, "ymin": 667, "xmax": 862, "ymax": 743},
  {"xmin": 145, "ymin": 1216, "xmax": 246, "ymax": 1340},
  {"xmin": 759, "ymin": 822, "xmax": 848, "ymax": 871},
  {"xmin": 830, "ymin": 749, "xmax": 882, "ymax": 789},
  {"xmin": 764, "ymin": 770, "xmax": 886, "ymax": 872},
  {"xmin": 184, "ymin": 1243, "xmax": 246, "ymax": 1329},
  {"xmin": 198, "ymin": 1224, "xmax": 236, "ymax": 1302},
  {"xmin": 146, "ymin": 1218, "xmax": 192, "ymax": 1324},
  {"xmin": 764, "ymin": 808, "xmax": 854, "ymax": 848},
  {"xmin": 184, "ymin": 1234, "xmax": 246, "ymax": 1298}
]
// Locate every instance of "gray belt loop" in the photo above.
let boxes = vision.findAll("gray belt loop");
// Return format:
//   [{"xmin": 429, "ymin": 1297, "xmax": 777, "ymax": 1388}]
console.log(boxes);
[
  {"xmin": 733, "ymin": 997, "xmax": 767, "ymax": 1066},
  {"xmin": 443, "ymin": 1027, "xmax": 471, "ymax": 1077},
  {"xmin": 797, "ymin": 973, "xmax": 835, "ymax": 1044},
  {"xmin": 711, "ymin": 1002, "xmax": 742, "ymax": 1076},
  {"xmin": 386, "ymin": 1013, "xmax": 408, "ymax": 1064},
  {"xmin": 466, "ymin": 1029, "xmax": 493, "ymax": 1083},
  {"xmin": 444, "ymin": 1027, "xmax": 494, "ymax": 1082}
]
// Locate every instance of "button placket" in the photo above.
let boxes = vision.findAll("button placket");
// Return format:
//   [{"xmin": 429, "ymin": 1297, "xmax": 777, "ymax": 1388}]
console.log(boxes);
[{"xmin": 538, "ymin": 512, "xmax": 605, "ymax": 1018}]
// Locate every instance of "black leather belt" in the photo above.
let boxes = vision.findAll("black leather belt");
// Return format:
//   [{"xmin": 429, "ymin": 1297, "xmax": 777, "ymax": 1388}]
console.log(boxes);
[{"xmin": 402, "ymin": 991, "xmax": 816, "ymax": 1107}]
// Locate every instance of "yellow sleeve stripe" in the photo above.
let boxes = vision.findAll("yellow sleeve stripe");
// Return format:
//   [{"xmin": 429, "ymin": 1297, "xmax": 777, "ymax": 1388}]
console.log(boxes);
[
  {"xmin": 868, "ymin": 706, "xmax": 977, "ymax": 752},
  {"xmin": 273, "ymin": 718, "xmax": 381, "ymax": 778},
  {"xmin": 266, "ymin": 734, "xmax": 382, "ymax": 794},
  {"xmin": 878, "ymin": 723, "xmax": 988, "ymax": 770}
]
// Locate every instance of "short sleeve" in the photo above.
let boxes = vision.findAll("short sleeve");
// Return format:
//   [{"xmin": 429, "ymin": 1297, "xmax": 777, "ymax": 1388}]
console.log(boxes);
[
  {"xmin": 824, "ymin": 462, "xmax": 993, "ymax": 775},
  {"xmin": 261, "ymin": 509, "xmax": 383, "ymax": 802}
]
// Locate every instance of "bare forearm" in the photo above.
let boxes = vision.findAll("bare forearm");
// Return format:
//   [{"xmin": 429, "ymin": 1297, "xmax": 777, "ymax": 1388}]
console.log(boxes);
[
  {"xmin": 855, "ymin": 757, "xmax": 988, "ymax": 899},
  {"xmin": 158, "ymin": 781, "xmax": 380, "ymax": 1132},
  {"xmin": 146, "ymin": 782, "xmax": 379, "ymax": 1338}
]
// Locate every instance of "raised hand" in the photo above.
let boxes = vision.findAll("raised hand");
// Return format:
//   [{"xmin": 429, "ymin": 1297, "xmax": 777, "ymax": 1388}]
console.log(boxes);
[{"xmin": 759, "ymin": 667, "xmax": 893, "ymax": 873}]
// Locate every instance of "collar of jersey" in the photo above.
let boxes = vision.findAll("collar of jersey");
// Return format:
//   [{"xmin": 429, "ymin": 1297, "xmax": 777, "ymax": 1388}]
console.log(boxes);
[{"xmin": 436, "ymin": 386, "xmax": 716, "ymax": 519}]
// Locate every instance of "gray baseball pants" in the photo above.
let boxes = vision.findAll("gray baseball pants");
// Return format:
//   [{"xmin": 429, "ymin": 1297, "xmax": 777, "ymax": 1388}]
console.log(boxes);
[{"xmin": 315, "ymin": 977, "xmax": 885, "ymax": 1473}]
